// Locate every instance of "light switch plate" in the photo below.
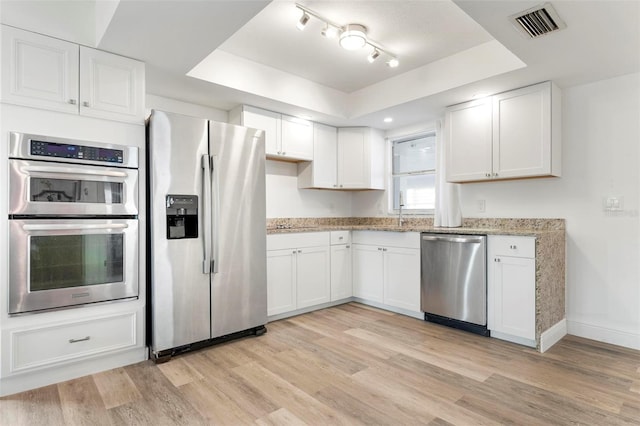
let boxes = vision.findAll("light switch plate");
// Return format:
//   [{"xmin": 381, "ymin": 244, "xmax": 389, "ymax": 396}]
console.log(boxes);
[{"xmin": 603, "ymin": 196, "xmax": 624, "ymax": 211}]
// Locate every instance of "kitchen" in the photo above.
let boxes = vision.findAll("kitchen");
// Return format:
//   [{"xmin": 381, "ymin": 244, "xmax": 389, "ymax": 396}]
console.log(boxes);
[{"xmin": 0, "ymin": 0, "xmax": 639, "ymax": 423}]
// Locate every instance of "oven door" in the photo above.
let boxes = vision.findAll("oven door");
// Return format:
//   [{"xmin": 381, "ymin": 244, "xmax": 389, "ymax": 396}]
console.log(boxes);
[
  {"xmin": 9, "ymin": 219, "xmax": 139, "ymax": 314},
  {"xmin": 9, "ymin": 159, "xmax": 138, "ymax": 216}
]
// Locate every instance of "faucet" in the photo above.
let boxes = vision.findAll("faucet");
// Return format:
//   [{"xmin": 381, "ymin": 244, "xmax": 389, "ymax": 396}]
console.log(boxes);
[{"xmin": 398, "ymin": 190, "xmax": 404, "ymax": 227}]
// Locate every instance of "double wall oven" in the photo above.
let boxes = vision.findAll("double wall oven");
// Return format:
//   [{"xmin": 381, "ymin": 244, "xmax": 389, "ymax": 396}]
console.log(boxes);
[{"xmin": 8, "ymin": 132, "xmax": 139, "ymax": 315}]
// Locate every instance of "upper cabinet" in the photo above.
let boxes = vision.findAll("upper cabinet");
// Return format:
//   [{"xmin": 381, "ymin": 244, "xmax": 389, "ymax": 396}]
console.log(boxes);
[
  {"xmin": 298, "ymin": 125, "xmax": 385, "ymax": 190},
  {"xmin": 446, "ymin": 81, "xmax": 561, "ymax": 183},
  {"xmin": 1, "ymin": 25, "xmax": 145, "ymax": 124},
  {"xmin": 231, "ymin": 105, "xmax": 313, "ymax": 161}
]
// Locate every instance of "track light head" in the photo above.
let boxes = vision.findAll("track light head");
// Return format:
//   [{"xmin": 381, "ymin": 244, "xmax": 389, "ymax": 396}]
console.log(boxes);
[
  {"xmin": 296, "ymin": 11, "xmax": 310, "ymax": 31},
  {"xmin": 321, "ymin": 24, "xmax": 339, "ymax": 39},
  {"xmin": 367, "ymin": 48, "xmax": 380, "ymax": 63},
  {"xmin": 387, "ymin": 58, "xmax": 399, "ymax": 68}
]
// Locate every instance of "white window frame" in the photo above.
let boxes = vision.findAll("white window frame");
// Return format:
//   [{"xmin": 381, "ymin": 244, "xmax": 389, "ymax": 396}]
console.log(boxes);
[{"xmin": 388, "ymin": 131, "xmax": 436, "ymax": 215}]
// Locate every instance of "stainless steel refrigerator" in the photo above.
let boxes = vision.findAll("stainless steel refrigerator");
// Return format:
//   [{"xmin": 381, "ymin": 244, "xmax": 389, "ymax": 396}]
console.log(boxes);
[{"xmin": 147, "ymin": 110, "xmax": 267, "ymax": 362}]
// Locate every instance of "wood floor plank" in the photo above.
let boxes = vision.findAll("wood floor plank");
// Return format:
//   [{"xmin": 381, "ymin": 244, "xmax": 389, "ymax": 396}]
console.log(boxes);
[
  {"xmin": 254, "ymin": 407, "xmax": 307, "ymax": 426},
  {"xmin": 57, "ymin": 375, "xmax": 112, "ymax": 426},
  {"xmin": 0, "ymin": 384, "xmax": 65, "ymax": 426},
  {"xmin": 179, "ymin": 378, "xmax": 256, "ymax": 425},
  {"xmin": 232, "ymin": 361, "xmax": 351, "ymax": 425},
  {"xmin": 92, "ymin": 367, "xmax": 142, "ymax": 409},
  {"xmin": 157, "ymin": 356, "xmax": 204, "ymax": 387}
]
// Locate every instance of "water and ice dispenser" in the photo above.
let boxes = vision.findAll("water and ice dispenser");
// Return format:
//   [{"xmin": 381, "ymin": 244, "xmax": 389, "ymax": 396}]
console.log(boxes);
[{"xmin": 166, "ymin": 195, "xmax": 198, "ymax": 239}]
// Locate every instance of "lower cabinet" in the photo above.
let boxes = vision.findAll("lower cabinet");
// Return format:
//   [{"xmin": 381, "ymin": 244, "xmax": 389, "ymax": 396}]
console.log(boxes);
[
  {"xmin": 352, "ymin": 231, "xmax": 421, "ymax": 314},
  {"xmin": 487, "ymin": 235, "xmax": 536, "ymax": 345},
  {"xmin": 266, "ymin": 232, "xmax": 330, "ymax": 317}
]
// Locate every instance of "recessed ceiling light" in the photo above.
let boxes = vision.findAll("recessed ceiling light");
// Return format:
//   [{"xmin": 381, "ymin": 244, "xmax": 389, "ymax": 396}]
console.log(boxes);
[{"xmin": 384, "ymin": 117, "xmax": 393, "ymax": 123}]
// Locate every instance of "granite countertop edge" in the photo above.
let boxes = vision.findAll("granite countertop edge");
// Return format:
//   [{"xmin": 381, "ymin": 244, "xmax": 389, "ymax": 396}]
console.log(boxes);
[{"xmin": 266, "ymin": 225, "xmax": 559, "ymax": 237}]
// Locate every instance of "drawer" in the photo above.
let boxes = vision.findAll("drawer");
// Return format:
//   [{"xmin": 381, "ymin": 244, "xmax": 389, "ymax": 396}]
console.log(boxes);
[
  {"xmin": 488, "ymin": 235, "xmax": 536, "ymax": 258},
  {"xmin": 10, "ymin": 312, "xmax": 137, "ymax": 373},
  {"xmin": 330, "ymin": 231, "xmax": 350, "ymax": 245},
  {"xmin": 352, "ymin": 231, "xmax": 420, "ymax": 249},
  {"xmin": 267, "ymin": 232, "xmax": 330, "ymax": 251}
]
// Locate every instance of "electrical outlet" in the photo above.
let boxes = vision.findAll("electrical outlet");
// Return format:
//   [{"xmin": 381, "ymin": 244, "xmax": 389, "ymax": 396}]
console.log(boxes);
[
  {"xmin": 477, "ymin": 199, "xmax": 486, "ymax": 213},
  {"xmin": 603, "ymin": 196, "xmax": 624, "ymax": 212}
]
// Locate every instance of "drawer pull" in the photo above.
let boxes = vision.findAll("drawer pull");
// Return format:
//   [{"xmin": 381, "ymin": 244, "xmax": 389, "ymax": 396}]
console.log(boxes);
[{"xmin": 69, "ymin": 336, "xmax": 91, "ymax": 344}]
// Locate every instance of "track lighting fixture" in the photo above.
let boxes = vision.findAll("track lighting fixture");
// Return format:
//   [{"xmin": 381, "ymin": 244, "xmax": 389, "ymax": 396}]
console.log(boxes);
[
  {"xmin": 367, "ymin": 48, "xmax": 380, "ymax": 63},
  {"xmin": 294, "ymin": 3, "xmax": 399, "ymax": 67},
  {"xmin": 296, "ymin": 11, "xmax": 310, "ymax": 30}
]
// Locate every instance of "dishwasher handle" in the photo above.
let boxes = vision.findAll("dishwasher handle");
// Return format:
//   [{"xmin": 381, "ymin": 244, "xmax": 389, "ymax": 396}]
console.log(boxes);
[{"xmin": 421, "ymin": 234, "xmax": 485, "ymax": 244}]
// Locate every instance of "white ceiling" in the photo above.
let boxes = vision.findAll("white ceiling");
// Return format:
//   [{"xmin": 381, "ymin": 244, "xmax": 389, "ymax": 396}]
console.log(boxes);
[{"xmin": 0, "ymin": 0, "xmax": 639, "ymax": 130}]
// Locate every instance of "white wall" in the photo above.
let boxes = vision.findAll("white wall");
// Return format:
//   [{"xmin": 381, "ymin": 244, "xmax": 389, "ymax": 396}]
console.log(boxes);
[
  {"xmin": 459, "ymin": 73, "xmax": 640, "ymax": 349},
  {"xmin": 145, "ymin": 94, "xmax": 228, "ymax": 122},
  {"xmin": 266, "ymin": 160, "xmax": 352, "ymax": 218}
]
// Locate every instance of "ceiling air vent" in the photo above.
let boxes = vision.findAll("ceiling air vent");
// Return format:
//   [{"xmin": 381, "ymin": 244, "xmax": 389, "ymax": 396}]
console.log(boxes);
[{"xmin": 510, "ymin": 2, "xmax": 567, "ymax": 38}]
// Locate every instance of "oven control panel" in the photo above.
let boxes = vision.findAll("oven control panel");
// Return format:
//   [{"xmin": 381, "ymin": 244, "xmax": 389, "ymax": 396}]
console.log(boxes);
[{"xmin": 30, "ymin": 140, "xmax": 124, "ymax": 164}]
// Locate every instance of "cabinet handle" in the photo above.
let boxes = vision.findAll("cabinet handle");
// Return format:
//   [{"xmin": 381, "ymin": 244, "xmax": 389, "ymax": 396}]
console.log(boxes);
[
  {"xmin": 378, "ymin": 247, "xmax": 383, "ymax": 251},
  {"xmin": 282, "ymin": 152, "xmax": 286, "ymax": 155},
  {"xmin": 346, "ymin": 245, "xmax": 350, "ymax": 248},
  {"xmin": 278, "ymin": 151, "xmax": 282, "ymax": 155},
  {"xmin": 68, "ymin": 99, "xmax": 77, "ymax": 105},
  {"xmin": 333, "ymin": 184, "xmax": 337, "ymax": 187},
  {"xmin": 339, "ymin": 184, "xmax": 343, "ymax": 188},
  {"xmin": 485, "ymin": 173, "xmax": 491, "ymax": 178},
  {"xmin": 382, "ymin": 248, "xmax": 387, "ymax": 252},
  {"xmin": 493, "ymin": 172, "xmax": 499, "ymax": 177},
  {"xmin": 510, "ymin": 245, "xmax": 517, "ymax": 250},
  {"xmin": 292, "ymin": 250, "xmax": 296, "ymax": 254},
  {"xmin": 338, "ymin": 236, "xmax": 343, "ymax": 240},
  {"xmin": 495, "ymin": 258, "xmax": 501, "ymax": 262},
  {"xmin": 82, "ymin": 101, "xmax": 90, "ymax": 107},
  {"xmin": 69, "ymin": 336, "xmax": 90, "ymax": 344},
  {"xmin": 297, "ymin": 249, "xmax": 302, "ymax": 253}
]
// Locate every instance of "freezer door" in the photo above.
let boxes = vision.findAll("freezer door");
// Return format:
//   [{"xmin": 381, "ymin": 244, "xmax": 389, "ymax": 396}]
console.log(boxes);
[
  {"xmin": 148, "ymin": 110, "xmax": 211, "ymax": 352},
  {"xmin": 209, "ymin": 121, "xmax": 267, "ymax": 338}
]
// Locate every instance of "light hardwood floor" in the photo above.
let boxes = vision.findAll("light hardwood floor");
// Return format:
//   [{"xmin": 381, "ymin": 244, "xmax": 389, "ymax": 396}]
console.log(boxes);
[{"xmin": 1, "ymin": 303, "xmax": 639, "ymax": 425}]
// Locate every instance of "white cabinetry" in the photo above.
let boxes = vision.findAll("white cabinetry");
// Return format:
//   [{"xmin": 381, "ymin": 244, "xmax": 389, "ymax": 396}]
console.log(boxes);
[
  {"xmin": 446, "ymin": 81, "xmax": 560, "ymax": 183},
  {"xmin": 352, "ymin": 231, "xmax": 421, "ymax": 315},
  {"xmin": 1, "ymin": 25, "xmax": 145, "ymax": 124},
  {"xmin": 298, "ymin": 126, "xmax": 385, "ymax": 190},
  {"xmin": 266, "ymin": 232, "xmax": 330, "ymax": 317},
  {"xmin": 487, "ymin": 235, "xmax": 536, "ymax": 346},
  {"xmin": 231, "ymin": 105, "xmax": 313, "ymax": 161},
  {"xmin": 330, "ymin": 231, "xmax": 352, "ymax": 301}
]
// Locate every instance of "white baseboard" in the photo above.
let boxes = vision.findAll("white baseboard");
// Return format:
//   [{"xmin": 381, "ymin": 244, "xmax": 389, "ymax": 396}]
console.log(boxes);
[
  {"xmin": 540, "ymin": 319, "xmax": 567, "ymax": 353},
  {"xmin": 567, "ymin": 320, "xmax": 640, "ymax": 350}
]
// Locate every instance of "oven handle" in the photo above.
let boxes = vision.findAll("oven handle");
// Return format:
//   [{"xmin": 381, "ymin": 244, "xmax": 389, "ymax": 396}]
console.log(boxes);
[
  {"xmin": 21, "ymin": 164, "xmax": 129, "ymax": 178},
  {"xmin": 22, "ymin": 223, "xmax": 129, "ymax": 231},
  {"xmin": 202, "ymin": 154, "xmax": 212, "ymax": 274}
]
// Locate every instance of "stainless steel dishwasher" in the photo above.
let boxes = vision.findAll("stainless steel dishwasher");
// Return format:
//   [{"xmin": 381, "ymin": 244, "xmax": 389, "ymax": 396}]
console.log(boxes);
[{"xmin": 420, "ymin": 233, "xmax": 489, "ymax": 336}]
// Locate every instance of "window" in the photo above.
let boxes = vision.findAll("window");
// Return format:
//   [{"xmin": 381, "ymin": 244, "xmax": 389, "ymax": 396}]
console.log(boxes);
[{"xmin": 391, "ymin": 133, "xmax": 436, "ymax": 212}]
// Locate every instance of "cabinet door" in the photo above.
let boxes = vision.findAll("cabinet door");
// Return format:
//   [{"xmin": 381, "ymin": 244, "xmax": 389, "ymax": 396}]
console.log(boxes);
[
  {"xmin": 337, "ymin": 127, "xmax": 370, "ymax": 189},
  {"xmin": 281, "ymin": 115, "xmax": 313, "ymax": 161},
  {"xmin": 1, "ymin": 25, "xmax": 79, "ymax": 113},
  {"xmin": 312, "ymin": 123, "xmax": 338, "ymax": 188},
  {"xmin": 492, "ymin": 83, "xmax": 551, "ymax": 179},
  {"xmin": 296, "ymin": 245, "xmax": 330, "ymax": 309},
  {"xmin": 383, "ymin": 247, "xmax": 421, "ymax": 312},
  {"xmin": 79, "ymin": 46, "xmax": 145, "ymax": 124},
  {"xmin": 267, "ymin": 249, "xmax": 296, "ymax": 316},
  {"xmin": 446, "ymin": 98, "xmax": 492, "ymax": 182},
  {"xmin": 331, "ymin": 244, "xmax": 352, "ymax": 301},
  {"xmin": 488, "ymin": 256, "xmax": 535, "ymax": 340},
  {"xmin": 352, "ymin": 244, "xmax": 384, "ymax": 302},
  {"xmin": 243, "ymin": 107, "xmax": 281, "ymax": 156}
]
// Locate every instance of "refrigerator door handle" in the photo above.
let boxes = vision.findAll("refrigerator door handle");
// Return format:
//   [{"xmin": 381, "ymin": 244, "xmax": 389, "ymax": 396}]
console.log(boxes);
[
  {"xmin": 202, "ymin": 154, "xmax": 212, "ymax": 274},
  {"xmin": 211, "ymin": 154, "xmax": 220, "ymax": 274}
]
